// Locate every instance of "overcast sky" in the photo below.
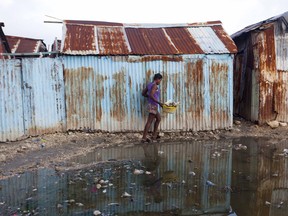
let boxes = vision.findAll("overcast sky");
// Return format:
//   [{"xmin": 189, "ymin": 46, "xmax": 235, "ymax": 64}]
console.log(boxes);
[{"xmin": 1, "ymin": 0, "xmax": 288, "ymax": 49}]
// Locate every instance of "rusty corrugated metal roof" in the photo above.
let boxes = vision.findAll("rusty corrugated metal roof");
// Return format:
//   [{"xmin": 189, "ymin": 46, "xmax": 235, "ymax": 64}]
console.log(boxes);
[
  {"xmin": 232, "ymin": 11, "xmax": 288, "ymax": 39},
  {"xmin": 6, "ymin": 36, "xmax": 47, "ymax": 53},
  {"xmin": 61, "ymin": 20, "xmax": 237, "ymax": 55}
]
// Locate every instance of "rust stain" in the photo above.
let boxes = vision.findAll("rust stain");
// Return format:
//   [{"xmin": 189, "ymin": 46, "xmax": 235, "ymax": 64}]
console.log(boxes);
[
  {"xmin": 63, "ymin": 25, "xmax": 96, "ymax": 53},
  {"xmin": 138, "ymin": 55, "xmax": 183, "ymax": 62},
  {"xmin": 110, "ymin": 69, "xmax": 126, "ymax": 121},
  {"xmin": 255, "ymin": 25, "xmax": 277, "ymax": 123},
  {"xmin": 210, "ymin": 62, "xmax": 228, "ymax": 98},
  {"xmin": 212, "ymin": 25, "xmax": 238, "ymax": 53},
  {"xmin": 185, "ymin": 58, "xmax": 204, "ymax": 129},
  {"xmin": 97, "ymin": 27, "xmax": 130, "ymax": 55},
  {"xmin": 145, "ymin": 69, "xmax": 153, "ymax": 83},
  {"xmin": 64, "ymin": 67, "xmax": 95, "ymax": 128},
  {"xmin": 95, "ymin": 74, "xmax": 106, "ymax": 121}
]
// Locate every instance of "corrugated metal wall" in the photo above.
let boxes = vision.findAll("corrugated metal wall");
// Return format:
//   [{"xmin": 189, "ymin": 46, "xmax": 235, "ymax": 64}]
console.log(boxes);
[
  {"xmin": 21, "ymin": 58, "xmax": 66, "ymax": 135},
  {"xmin": 0, "ymin": 58, "xmax": 65, "ymax": 142},
  {"xmin": 234, "ymin": 20, "xmax": 288, "ymax": 124},
  {"xmin": 0, "ymin": 59, "xmax": 25, "ymax": 141},
  {"xmin": 1, "ymin": 54, "xmax": 233, "ymax": 141},
  {"xmin": 63, "ymin": 54, "xmax": 233, "ymax": 132}
]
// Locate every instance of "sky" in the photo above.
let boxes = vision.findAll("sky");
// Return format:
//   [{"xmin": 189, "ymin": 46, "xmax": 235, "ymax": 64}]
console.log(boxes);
[{"xmin": 1, "ymin": 0, "xmax": 288, "ymax": 50}]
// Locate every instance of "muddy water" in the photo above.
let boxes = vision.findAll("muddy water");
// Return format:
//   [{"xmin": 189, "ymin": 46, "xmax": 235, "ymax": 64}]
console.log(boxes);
[{"xmin": 0, "ymin": 137, "xmax": 287, "ymax": 216}]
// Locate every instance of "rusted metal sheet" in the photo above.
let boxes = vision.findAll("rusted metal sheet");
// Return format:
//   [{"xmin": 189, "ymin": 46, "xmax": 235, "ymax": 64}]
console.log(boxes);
[
  {"xmin": 125, "ymin": 28, "xmax": 178, "ymax": 55},
  {"xmin": 6, "ymin": 36, "xmax": 47, "ymax": 53},
  {"xmin": 0, "ymin": 59, "xmax": 25, "ymax": 141},
  {"xmin": 233, "ymin": 12, "xmax": 288, "ymax": 124},
  {"xmin": 61, "ymin": 20, "xmax": 237, "ymax": 55},
  {"xmin": 255, "ymin": 26, "xmax": 277, "ymax": 124},
  {"xmin": 21, "ymin": 58, "xmax": 66, "ymax": 135},
  {"xmin": 97, "ymin": 26, "xmax": 131, "ymax": 54},
  {"xmin": 64, "ymin": 54, "xmax": 233, "ymax": 132},
  {"xmin": 164, "ymin": 28, "xmax": 204, "ymax": 54},
  {"xmin": 211, "ymin": 25, "xmax": 238, "ymax": 53},
  {"xmin": 62, "ymin": 24, "xmax": 98, "ymax": 55}
]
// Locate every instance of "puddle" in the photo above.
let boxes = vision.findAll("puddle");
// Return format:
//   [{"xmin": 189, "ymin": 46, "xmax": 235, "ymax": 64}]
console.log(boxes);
[{"xmin": 0, "ymin": 137, "xmax": 287, "ymax": 215}]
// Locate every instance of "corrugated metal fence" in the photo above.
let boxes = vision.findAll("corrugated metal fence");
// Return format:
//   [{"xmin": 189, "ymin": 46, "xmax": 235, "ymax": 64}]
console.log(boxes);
[
  {"xmin": 0, "ymin": 55, "xmax": 233, "ymax": 141},
  {"xmin": 0, "ymin": 58, "xmax": 65, "ymax": 141}
]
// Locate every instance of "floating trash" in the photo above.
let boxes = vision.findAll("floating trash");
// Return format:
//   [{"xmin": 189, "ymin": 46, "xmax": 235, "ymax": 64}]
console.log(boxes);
[
  {"xmin": 189, "ymin": 171, "xmax": 196, "ymax": 176},
  {"xmin": 93, "ymin": 210, "xmax": 101, "ymax": 215},
  {"xmin": 133, "ymin": 169, "xmax": 144, "ymax": 175},
  {"xmin": 121, "ymin": 192, "xmax": 132, "ymax": 198},
  {"xmin": 206, "ymin": 180, "xmax": 216, "ymax": 186},
  {"xmin": 76, "ymin": 202, "xmax": 84, "ymax": 207}
]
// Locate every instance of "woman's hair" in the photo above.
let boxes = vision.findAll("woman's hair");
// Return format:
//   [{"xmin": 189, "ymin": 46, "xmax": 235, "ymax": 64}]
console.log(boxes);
[{"xmin": 153, "ymin": 73, "xmax": 163, "ymax": 80}]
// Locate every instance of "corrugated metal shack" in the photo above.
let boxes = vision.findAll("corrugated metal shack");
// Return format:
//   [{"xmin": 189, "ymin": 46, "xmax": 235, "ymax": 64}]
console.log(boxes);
[
  {"xmin": 61, "ymin": 20, "xmax": 237, "ymax": 132},
  {"xmin": 232, "ymin": 12, "xmax": 288, "ymax": 124},
  {"xmin": 0, "ymin": 19, "xmax": 237, "ymax": 142}
]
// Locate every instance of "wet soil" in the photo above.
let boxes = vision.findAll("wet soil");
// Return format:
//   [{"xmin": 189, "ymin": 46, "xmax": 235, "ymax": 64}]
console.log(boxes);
[{"xmin": 0, "ymin": 118, "xmax": 287, "ymax": 179}]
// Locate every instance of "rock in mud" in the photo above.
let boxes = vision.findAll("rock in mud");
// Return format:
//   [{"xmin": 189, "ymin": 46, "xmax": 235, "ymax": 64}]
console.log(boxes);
[
  {"xmin": 0, "ymin": 154, "xmax": 6, "ymax": 162},
  {"xmin": 234, "ymin": 120, "xmax": 241, "ymax": 125},
  {"xmin": 279, "ymin": 122, "xmax": 287, "ymax": 127},
  {"xmin": 267, "ymin": 120, "xmax": 279, "ymax": 129}
]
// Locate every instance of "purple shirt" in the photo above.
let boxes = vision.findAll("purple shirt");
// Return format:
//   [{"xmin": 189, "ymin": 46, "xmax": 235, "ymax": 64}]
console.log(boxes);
[{"xmin": 147, "ymin": 82, "xmax": 160, "ymax": 106}]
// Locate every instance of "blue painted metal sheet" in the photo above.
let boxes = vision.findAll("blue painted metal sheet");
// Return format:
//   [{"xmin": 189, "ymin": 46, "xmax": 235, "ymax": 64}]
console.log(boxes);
[
  {"xmin": 21, "ymin": 58, "xmax": 66, "ymax": 135},
  {"xmin": 0, "ymin": 59, "xmax": 25, "ymax": 141},
  {"xmin": 64, "ymin": 54, "xmax": 233, "ymax": 132}
]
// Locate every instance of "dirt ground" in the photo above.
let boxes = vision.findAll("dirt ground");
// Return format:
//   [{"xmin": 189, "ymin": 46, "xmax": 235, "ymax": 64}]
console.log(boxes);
[{"xmin": 0, "ymin": 117, "xmax": 287, "ymax": 179}]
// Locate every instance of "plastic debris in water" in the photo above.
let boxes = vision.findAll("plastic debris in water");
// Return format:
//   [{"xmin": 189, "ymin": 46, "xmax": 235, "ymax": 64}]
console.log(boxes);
[
  {"xmin": 158, "ymin": 151, "xmax": 164, "ymax": 155},
  {"xmin": 283, "ymin": 149, "xmax": 288, "ymax": 156},
  {"xmin": 108, "ymin": 202, "xmax": 120, "ymax": 206},
  {"xmin": 265, "ymin": 201, "xmax": 271, "ymax": 205},
  {"xmin": 145, "ymin": 171, "xmax": 152, "ymax": 175},
  {"xmin": 189, "ymin": 171, "xmax": 196, "ymax": 176},
  {"xmin": 76, "ymin": 202, "xmax": 84, "ymax": 207},
  {"xmin": 234, "ymin": 144, "xmax": 247, "ymax": 150},
  {"xmin": 121, "ymin": 192, "xmax": 132, "ymax": 198},
  {"xmin": 102, "ymin": 189, "xmax": 107, "ymax": 194},
  {"xmin": 206, "ymin": 180, "xmax": 216, "ymax": 186},
  {"xmin": 96, "ymin": 184, "xmax": 102, "ymax": 189},
  {"xmin": 57, "ymin": 204, "xmax": 63, "ymax": 208},
  {"xmin": 133, "ymin": 169, "xmax": 144, "ymax": 175},
  {"xmin": 93, "ymin": 210, "xmax": 101, "ymax": 215}
]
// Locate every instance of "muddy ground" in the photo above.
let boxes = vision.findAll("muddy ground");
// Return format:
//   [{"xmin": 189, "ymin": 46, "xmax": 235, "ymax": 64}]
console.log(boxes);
[{"xmin": 0, "ymin": 118, "xmax": 287, "ymax": 179}]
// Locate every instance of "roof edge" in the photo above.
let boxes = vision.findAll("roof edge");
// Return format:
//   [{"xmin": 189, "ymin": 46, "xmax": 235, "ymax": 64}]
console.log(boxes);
[
  {"xmin": 64, "ymin": 20, "xmax": 224, "ymax": 28},
  {"xmin": 232, "ymin": 11, "xmax": 288, "ymax": 39}
]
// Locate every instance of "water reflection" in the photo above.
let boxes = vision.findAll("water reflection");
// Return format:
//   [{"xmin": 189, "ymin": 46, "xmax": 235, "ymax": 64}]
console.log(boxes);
[
  {"xmin": 0, "ymin": 138, "xmax": 287, "ymax": 215},
  {"xmin": 231, "ymin": 137, "xmax": 288, "ymax": 216}
]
